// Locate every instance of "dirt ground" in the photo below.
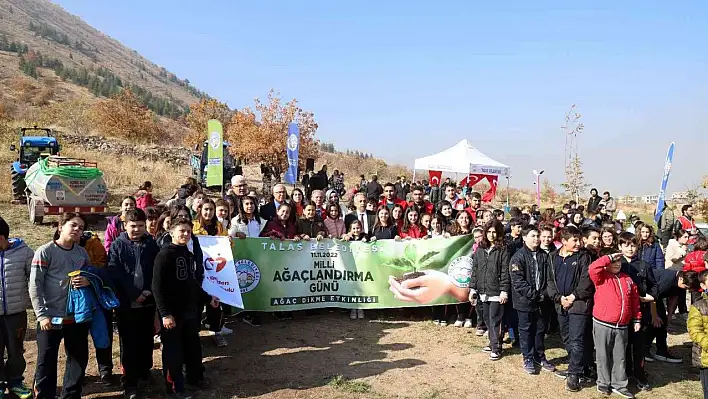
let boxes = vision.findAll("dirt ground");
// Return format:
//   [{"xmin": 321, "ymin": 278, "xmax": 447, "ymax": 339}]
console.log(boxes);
[
  {"xmin": 16, "ymin": 307, "xmax": 702, "ymax": 399},
  {"xmin": 3, "ymin": 202, "xmax": 702, "ymax": 399}
]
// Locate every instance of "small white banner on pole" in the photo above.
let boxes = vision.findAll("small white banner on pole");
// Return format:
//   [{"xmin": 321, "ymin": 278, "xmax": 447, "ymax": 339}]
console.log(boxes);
[{"xmin": 197, "ymin": 236, "xmax": 244, "ymax": 309}]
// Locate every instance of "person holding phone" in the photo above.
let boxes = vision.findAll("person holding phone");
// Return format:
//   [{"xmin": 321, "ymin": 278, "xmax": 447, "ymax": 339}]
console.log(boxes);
[{"xmin": 30, "ymin": 213, "xmax": 92, "ymax": 399}]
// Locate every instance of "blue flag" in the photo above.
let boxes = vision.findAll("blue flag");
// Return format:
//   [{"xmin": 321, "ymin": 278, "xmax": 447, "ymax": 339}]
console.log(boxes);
[
  {"xmin": 654, "ymin": 142, "xmax": 675, "ymax": 223},
  {"xmin": 284, "ymin": 123, "xmax": 299, "ymax": 185}
]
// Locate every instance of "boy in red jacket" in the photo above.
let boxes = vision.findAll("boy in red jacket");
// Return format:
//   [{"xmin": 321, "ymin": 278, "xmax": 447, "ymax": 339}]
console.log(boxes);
[{"xmin": 589, "ymin": 253, "xmax": 641, "ymax": 398}]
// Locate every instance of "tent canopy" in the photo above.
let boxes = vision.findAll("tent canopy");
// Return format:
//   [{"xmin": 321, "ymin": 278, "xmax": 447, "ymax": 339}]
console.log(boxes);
[{"xmin": 413, "ymin": 139, "xmax": 511, "ymax": 177}]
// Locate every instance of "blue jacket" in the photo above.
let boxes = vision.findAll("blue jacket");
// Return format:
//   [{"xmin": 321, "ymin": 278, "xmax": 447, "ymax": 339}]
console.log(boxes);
[
  {"xmin": 66, "ymin": 267, "xmax": 119, "ymax": 348},
  {"xmin": 639, "ymin": 242, "xmax": 665, "ymax": 269}
]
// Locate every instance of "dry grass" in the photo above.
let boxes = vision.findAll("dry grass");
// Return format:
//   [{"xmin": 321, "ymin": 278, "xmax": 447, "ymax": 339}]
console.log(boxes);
[
  {"xmin": 60, "ymin": 146, "xmax": 189, "ymax": 200},
  {"xmin": 319, "ymin": 152, "xmax": 411, "ymax": 189}
]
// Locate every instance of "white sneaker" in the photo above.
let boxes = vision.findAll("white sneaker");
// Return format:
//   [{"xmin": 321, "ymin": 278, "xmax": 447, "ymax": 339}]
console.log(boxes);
[
  {"xmin": 463, "ymin": 319, "xmax": 473, "ymax": 328},
  {"xmin": 350, "ymin": 310, "xmax": 357, "ymax": 320},
  {"xmin": 357, "ymin": 309, "xmax": 365, "ymax": 319},
  {"xmin": 453, "ymin": 320, "xmax": 464, "ymax": 327},
  {"xmin": 219, "ymin": 326, "xmax": 233, "ymax": 336}
]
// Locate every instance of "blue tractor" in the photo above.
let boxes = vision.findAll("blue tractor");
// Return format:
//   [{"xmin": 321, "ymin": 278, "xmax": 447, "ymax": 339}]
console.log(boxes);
[{"xmin": 9, "ymin": 126, "xmax": 60, "ymax": 203}]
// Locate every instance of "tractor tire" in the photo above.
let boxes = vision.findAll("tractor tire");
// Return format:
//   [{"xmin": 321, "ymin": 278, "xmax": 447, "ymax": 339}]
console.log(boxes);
[{"xmin": 11, "ymin": 168, "xmax": 27, "ymax": 203}]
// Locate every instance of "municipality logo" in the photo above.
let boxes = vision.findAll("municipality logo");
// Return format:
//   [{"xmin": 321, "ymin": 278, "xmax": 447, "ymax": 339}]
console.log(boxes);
[
  {"xmin": 235, "ymin": 259, "xmax": 261, "ymax": 293},
  {"xmin": 287, "ymin": 133, "xmax": 299, "ymax": 151},
  {"xmin": 209, "ymin": 131, "xmax": 220, "ymax": 150},
  {"xmin": 447, "ymin": 256, "xmax": 473, "ymax": 288}
]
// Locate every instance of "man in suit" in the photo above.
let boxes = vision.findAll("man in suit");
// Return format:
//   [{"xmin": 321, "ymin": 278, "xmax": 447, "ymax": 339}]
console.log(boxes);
[
  {"xmin": 260, "ymin": 184, "xmax": 288, "ymax": 221},
  {"xmin": 344, "ymin": 193, "xmax": 376, "ymax": 237}
]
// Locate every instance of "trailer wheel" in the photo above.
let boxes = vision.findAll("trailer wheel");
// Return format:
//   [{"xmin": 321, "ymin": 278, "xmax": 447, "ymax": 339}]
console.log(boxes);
[
  {"xmin": 11, "ymin": 168, "xmax": 26, "ymax": 203},
  {"xmin": 28, "ymin": 198, "xmax": 43, "ymax": 225}
]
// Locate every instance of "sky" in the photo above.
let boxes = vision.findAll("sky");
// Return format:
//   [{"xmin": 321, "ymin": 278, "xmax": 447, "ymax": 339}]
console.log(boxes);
[{"xmin": 54, "ymin": 0, "xmax": 707, "ymax": 195}]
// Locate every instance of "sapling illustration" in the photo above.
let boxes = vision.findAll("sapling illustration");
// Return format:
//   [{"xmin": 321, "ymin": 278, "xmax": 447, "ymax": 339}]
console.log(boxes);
[{"xmin": 387, "ymin": 242, "xmax": 440, "ymax": 285}]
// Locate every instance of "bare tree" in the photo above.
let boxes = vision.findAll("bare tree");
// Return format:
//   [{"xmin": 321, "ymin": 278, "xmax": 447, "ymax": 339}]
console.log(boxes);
[
  {"xmin": 561, "ymin": 155, "xmax": 590, "ymax": 202},
  {"xmin": 561, "ymin": 105, "xmax": 588, "ymax": 201}
]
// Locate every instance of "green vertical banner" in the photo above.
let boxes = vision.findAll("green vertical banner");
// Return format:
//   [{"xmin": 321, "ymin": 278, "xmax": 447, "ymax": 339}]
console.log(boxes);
[
  {"xmin": 234, "ymin": 236, "xmax": 474, "ymax": 311},
  {"xmin": 205, "ymin": 119, "xmax": 224, "ymax": 187}
]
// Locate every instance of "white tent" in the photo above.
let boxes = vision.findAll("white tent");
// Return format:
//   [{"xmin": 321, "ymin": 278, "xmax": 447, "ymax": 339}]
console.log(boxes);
[{"xmin": 413, "ymin": 139, "xmax": 511, "ymax": 178}]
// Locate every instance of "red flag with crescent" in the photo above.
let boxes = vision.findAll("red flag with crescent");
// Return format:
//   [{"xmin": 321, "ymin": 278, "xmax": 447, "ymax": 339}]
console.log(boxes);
[
  {"xmin": 428, "ymin": 170, "xmax": 442, "ymax": 186},
  {"xmin": 460, "ymin": 174, "xmax": 484, "ymax": 188},
  {"xmin": 481, "ymin": 175, "xmax": 499, "ymax": 202}
]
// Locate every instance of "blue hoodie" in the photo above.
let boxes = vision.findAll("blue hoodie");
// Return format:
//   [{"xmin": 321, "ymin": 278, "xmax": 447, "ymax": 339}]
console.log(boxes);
[{"xmin": 0, "ymin": 239, "xmax": 33, "ymax": 315}]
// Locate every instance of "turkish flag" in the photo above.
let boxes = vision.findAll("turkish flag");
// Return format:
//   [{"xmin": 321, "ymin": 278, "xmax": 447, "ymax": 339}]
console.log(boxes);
[
  {"xmin": 481, "ymin": 175, "xmax": 499, "ymax": 202},
  {"xmin": 428, "ymin": 170, "xmax": 442, "ymax": 186},
  {"xmin": 460, "ymin": 173, "xmax": 484, "ymax": 188}
]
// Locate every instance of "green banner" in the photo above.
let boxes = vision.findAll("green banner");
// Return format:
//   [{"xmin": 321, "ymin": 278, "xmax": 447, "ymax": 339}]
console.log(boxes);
[
  {"xmin": 205, "ymin": 119, "xmax": 223, "ymax": 187},
  {"xmin": 235, "ymin": 236, "xmax": 474, "ymax": 311}
]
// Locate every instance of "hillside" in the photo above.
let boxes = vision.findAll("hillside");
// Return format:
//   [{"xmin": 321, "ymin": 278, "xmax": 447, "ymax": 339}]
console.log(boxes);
[
  {"xmin": 0, "ymin": 0, "xmax": 419, "ymax": 202},
  {"xmin": 0, "ymin": 0, "xmax": 207, "ymax": 117}
]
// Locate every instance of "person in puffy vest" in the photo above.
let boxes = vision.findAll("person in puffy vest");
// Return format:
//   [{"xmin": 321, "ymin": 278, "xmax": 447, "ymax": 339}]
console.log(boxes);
[
  {"xmin": 0, "ymin": 217, "xmax": 33, "ymax": 399},
  {"xmin": 589, "ymin": 253, "xmax": 641, "ymax": 398}
]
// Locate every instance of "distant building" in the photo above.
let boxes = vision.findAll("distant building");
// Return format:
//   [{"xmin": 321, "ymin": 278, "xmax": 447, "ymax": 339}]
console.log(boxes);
[
  {"xmin": 641, "ymin": 194, "xmax": 659, "ymax": 204},
  {"xmin": 619, "ymin": 195, "xmax": 638, "ymax": 205},
  {"xmin": 670, "ymin": 191, "xmax": 689, "ymax": 202}
]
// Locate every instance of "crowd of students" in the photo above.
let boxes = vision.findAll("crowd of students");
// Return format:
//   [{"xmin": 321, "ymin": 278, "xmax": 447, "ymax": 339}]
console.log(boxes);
[{"xmin": 1, "ymin": 173, "xmax": 708, "ymax": 399}]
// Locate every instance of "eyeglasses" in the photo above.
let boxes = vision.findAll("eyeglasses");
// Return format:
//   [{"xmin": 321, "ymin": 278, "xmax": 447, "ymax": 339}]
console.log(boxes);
[
  {"xmin": 235, "ymin": 184, "xmax": 247, "ymax": 187},
  {"xmin": 274, "ymin": 191, "xmax": 286, "ymax": 194}
]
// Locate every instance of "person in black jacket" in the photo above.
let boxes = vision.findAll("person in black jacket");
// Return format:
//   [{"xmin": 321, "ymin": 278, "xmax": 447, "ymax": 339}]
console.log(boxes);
[
  {"xmin": 510, "ymin": 225, "xmax": 556, "ymax": 375},
  {"xmin": 546, "ymin": 226, "xmax": 594, "ymax": 392},
  {"xmin": 371, "ymin": 207, "xmax": 399, "ymax": 240},
  {"xmin": 504, "ymin": 217, "xmax": 524, "ymax": 346},
  {"xmin": 366, "ymin": 175, "xmax": 383, "ymax": 201},
  {"xmin": 153, "ymin": 218, "xmax": 214, "ymax": 399},
  {"xmin": 296, "ymin": 202, "xmax": 328, "ymax": 239},
  {"xmin": 107, "ymin": 209, "xmax": 160, "ymax": 399},
  {"xmin": 586, "ymin": 188, "xmax": 602, "ymax": 214},
  {"xmin": 648, "ymin": 268, "xmax": 699, "ymax": 364},
  {"xmin": 470, "ymin": 220, "xmax": 510, "ymax": 361},
  {"xmin": 506, "ymin": 218, "xmax": 525, "ymax": 257},
  {"xmin": 580, "ymin": 227, "xmax": 601, "ymax": 262},
  {"xmin": 260, "ymin": 184, "xmax": 289, "ymax": 222},
  {"xmin": 617, "ymin": 232, "xmax": 657, "ymax": 392}
]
